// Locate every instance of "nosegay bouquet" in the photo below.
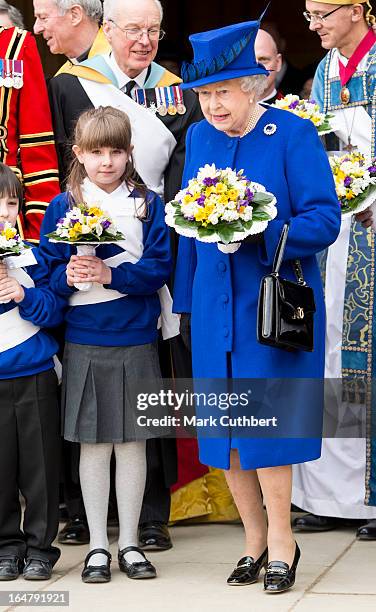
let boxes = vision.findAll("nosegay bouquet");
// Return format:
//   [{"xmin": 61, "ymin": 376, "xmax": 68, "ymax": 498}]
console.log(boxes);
[
  {"xmin": 165, "ymin": 164, "xmax": 277, "ymax": 250},
  {"xmin": 46, "ymin": 203, "xmax": 125, "ymax": 291},
  {"xmin": 0, "ymin": 221, "xmax": 27, "ymax": 257},
  {"xmin": 273, "ymin": 94, "xmax": 334, "ymax": 135},
  {"xmin": 328, "ymin": 152, "xmax": 376, "ymax": 216},
  {"xmin": 45, "ymin": 203, "xmax": 124, "ymax": 243}
]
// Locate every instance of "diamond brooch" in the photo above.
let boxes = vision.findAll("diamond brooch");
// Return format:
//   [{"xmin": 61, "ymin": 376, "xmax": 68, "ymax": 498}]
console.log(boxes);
[{"xmin": 264, "ymin": 123, "xmax": 277, "ymax": 136}]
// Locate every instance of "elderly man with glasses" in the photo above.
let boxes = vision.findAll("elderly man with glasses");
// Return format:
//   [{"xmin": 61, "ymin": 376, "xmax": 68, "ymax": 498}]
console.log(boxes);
[
  {"xmin": 292, "ymin": 0, "xmax": 376, "ymax": 541},
  {"xmin": 41, "ymin": 0, "xmax": 202, "ymax": 557}
]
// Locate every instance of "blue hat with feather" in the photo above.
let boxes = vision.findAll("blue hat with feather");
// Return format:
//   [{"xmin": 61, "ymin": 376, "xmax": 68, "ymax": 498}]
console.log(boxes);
[{"xmin": 181, "ymin": 14, "xmax": 269, "ymax": 90}]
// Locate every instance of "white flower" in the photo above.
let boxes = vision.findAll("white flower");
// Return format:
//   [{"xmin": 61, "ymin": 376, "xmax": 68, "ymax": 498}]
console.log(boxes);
[
  {"xmin": 222, "ymin": 210, "xmax": 240, "ymax": 222},
  {"xmin": 208, "ymin": 213, "xmax": 219, "ymax": 225}
]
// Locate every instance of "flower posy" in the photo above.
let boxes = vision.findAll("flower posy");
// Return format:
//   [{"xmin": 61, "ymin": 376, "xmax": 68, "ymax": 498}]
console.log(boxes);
[
  {"xmin": 329, "ymin": 152, "xmax": 376, "ymax": 215},
  {"xmin": 46, "ymin": 203, "xmax": 124, "ymax": 242},
  {"xmin": 165, "ymin": 164, "xmax": 277, "ymax": 244},
  {"xmin": 0, "ymin": 221, "xmax": 26, "ymax": 256},
  {"xmin": 273, "ymin": 94, "xmax": 333, "ymax": 135}
]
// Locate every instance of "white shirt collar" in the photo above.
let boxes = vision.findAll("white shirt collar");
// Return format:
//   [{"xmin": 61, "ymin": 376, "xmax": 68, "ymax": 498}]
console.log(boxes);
[
  {"xmin": 105, "ymin": 52, "xmax": 148, "ymax": 90},
  {"xmin": 81, "ymin": 177, "xmax": 131, "ymax": 204}
]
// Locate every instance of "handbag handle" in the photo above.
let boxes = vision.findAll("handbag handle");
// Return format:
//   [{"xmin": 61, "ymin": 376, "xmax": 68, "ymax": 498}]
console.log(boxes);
[{"xmin": 272, "ymin": 223, "xmax": 306, "ymax": 286}]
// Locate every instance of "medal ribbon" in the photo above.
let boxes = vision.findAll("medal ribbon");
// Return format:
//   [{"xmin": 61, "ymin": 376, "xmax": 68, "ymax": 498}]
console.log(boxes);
[
  {"xmin": 174, "ymin": 85, "xmax": 181, "ymax": 105},
  {"xmin": 338, "ymin": 28, "xmax": 376, "ymax": 86},
  {"xmin": 165, "ymin": 86, "xmax": 174, "ymax": 108}
]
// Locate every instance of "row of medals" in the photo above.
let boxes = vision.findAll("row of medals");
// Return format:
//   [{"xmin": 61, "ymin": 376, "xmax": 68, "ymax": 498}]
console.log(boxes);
[
  {"xmin": 155, "ymin": 101, "xmax": 186, "ymax": 116},
  {"xmin": 134, "ymin": 87, "xmax": 186, "ymax": 116},
  {"xmin": 0, "ymin": 74, "xmax": 23, "ymax": 89}
]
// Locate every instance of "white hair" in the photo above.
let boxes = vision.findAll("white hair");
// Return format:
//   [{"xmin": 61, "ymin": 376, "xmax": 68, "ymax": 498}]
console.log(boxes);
[
  {"xmin": 0, "ymin": 0, "xmax": 24, "ymax": 28},
  {"xmin": 103, "ymin": 0, "xmax": 163, "ymax": 22},
  {"xmin": 56, "ymin": 0, "xmax": 103, "ymax": 22},
  {"xmin": 240, "ymin": 75, "xmax": 268, "ymax": 99}
]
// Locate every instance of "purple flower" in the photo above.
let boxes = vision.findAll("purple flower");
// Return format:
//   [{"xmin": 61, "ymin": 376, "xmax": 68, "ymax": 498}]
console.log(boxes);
[
  {"xmin": 368, "ymin": 165, "xmax": 376, "ymax": 175},
  {"xmin": 196, "ymin": 195, "xmax": 206, "ymax": 206},
  {"xmin": 344, "ymin": 176, "xmax": 352, "ymax": 188},
  {"xmin": 57, "ymin": 218, "xmax": 65, "ymax": 225},
  {"xmin": 289, "ymin": 100, "xmax": 299, "ymax": 110},
  {"xmin": 203, "ymin": 177, "xmax": 219, "ymax": 187},
  {"xmin": 0, "ymin": 222, "xmax": 4, "ymax": 231},
  {"xmin": 245, "ymin": 188, "xmax": 254, "ymax": 200},
  {"xmin": 70, "ymin": 218, "xmax": 80, "ymax": 225},
  {"xmin": 101, "ymin": 220, "xmax": 111, "ymax": 230}
]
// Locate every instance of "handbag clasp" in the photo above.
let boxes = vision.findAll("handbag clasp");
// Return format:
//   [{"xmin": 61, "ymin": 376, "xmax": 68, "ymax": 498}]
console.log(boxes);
[{"xmin": 293, "ymin": 307, "xmax": 305, "ymax": 320}]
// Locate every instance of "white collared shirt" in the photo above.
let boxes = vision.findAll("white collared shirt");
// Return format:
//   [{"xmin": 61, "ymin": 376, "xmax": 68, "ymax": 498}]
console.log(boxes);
[{"xmin": 105, "ymin": 52, "xmax": 148, "ymax": 91}]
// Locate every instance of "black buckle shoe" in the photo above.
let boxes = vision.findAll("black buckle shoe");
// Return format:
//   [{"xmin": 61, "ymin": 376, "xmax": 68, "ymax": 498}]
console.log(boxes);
[
  {"xmin": 118, "ymin": 546, "xmax": 156, "ymax": 579},
  {"xmin": 264, "ymin": 543, "xmax": 301, "ymax": 594},
  {"xmin": 138, "ymin": 522, "xmax": 172, "ymax": 551},
  {"xmin": 81, "ymin": 549, "xmax": 111, "ymax": 584},
  {"xmin": 58, "ymin": 517, "xmax": 90, "ymax": 545},
  {"xmin": 0, "ymin": 557, "xmax": 23, "ymax": 581},
  {"xmin": 357, "ymin": 519, "xmax": 376, "ymax": 540},
  {"xmin": 227, "ymin": 548, "xmax": 268, "ymax": 586},
  {"xmin": 23, "ymin": 559, "xmax": 52, "ymax": 581}
]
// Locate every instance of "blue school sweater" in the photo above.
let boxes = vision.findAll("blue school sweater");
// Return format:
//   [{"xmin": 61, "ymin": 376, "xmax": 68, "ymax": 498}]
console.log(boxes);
[
  {"xmin": 0, "ymin": 246, "xmax": 66, "ymax": 379},
  {"xmin": 39, "ymin": 188, "xmax": 172, "ymax": 347}
]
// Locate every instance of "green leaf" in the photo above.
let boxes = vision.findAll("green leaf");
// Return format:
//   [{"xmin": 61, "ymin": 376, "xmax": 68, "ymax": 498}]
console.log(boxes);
[
  {"xmin": 175, "ymin": 216, "xmax": 195, "ymax": 229},
  {"xmin": 217, "ymin": 225, "xmax": 235, "ymax": 244},
  {"xmin": 252, "ymin": 211, "xmax": 271, "ymax": 221},
  {"xmin": 197, "ymin": 226, "xmax": 215, "ymax": 239},
  {"xmin": 252, "ymin": 192, "xmax": 273, "ymax": 205}
]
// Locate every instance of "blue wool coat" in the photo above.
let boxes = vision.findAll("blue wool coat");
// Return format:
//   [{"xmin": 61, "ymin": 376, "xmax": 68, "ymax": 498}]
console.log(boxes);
[{"xmin": 173, "ymin": 107, "xmax": 341, "ymax": 470}]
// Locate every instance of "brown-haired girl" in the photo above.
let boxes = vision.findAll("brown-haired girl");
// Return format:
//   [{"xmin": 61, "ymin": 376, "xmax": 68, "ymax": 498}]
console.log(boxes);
[{"xmin": 39, "ymin": 106, "xmax": 173, "ymax": 583}]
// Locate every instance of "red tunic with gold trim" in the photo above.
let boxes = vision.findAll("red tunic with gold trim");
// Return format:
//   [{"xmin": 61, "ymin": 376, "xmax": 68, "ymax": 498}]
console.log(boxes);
[{"xmin": 0, "ymin": 27, "xmax": 59, "ymax": 242}]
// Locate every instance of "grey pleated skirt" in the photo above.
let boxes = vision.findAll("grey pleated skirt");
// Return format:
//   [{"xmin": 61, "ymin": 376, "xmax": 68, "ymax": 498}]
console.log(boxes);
[{"xmin": 62, "ymin": 342, "xmax": 162, "ymax": 443}]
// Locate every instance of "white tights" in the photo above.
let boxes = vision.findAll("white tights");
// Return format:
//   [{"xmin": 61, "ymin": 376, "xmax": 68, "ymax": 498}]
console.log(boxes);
[{"xmin": 79, "ymin": 441, "xmax": 147, "ymax": 566}]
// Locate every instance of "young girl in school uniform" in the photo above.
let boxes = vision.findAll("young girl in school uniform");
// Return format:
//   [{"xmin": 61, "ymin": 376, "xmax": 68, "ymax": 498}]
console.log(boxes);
[
  {"xmin": 0, "ymin": 163, "xmax": 63, "ymax": 581},
  {"xmin": 40, "ymin": 106, "xmax": 173, "ymax": 583}
]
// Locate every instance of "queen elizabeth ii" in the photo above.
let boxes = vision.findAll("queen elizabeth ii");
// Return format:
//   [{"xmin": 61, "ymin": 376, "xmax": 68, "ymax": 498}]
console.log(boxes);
[{"xmin": 173, "ymin": 17, "xmax": 341, "ymax": 594}]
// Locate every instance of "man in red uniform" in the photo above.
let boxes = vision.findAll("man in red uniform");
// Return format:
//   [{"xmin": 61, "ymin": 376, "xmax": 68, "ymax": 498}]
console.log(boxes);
[{"xmin": 0, "ymin": 25, "xmax": 59, "ymax": 242}]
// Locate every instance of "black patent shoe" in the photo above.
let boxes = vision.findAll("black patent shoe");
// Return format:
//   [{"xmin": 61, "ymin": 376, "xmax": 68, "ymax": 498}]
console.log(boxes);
[
  {"xmin": 23, "ymin": 559, "xmax": 52, "ymax": 581},
  {"xmin": 264, "ymin": 543, "xmax": 301, "ymax": 594},
  {"xmin": 118, "ymin": 546, "xmax": 156, "ymax": 579},
  {"xmin": 227, "ymin": 548, "xmax": 268, "ymax": 586},
  {"xmin": 58, "ymin": 517, "xmax": 90, "ymax": 545},
  {"xmin": 81, "ymin": 549, "xmax": 111, "ymax": 584},
  {"xmin": 357, "ymin": 519, "xmax": 376, "ymax": 540},
  {"xmin": 293, "ymin": 513, "xmax": 338, "ymax": 532},
  {"xmin": 0, "ymin": 557, "xmax": 23, "ymax": 581},
  {"xmin": 138, "ymin": 522, "xmax": 172, "ymax": 551}
]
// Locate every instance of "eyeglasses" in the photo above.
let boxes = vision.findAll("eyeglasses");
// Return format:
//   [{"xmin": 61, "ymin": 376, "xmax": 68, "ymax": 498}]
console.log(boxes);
[
  {"xmin": 108, "ymin": 19, "xmax": 165, "ymax": 41},
  {"xmin": 303, "ymin": 5, "xmax": 345, "ymax": 24}
]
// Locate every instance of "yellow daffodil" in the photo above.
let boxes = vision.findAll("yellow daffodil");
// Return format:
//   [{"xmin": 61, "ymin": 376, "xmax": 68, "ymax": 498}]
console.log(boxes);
[
  {"xmin": 88, "ymin": 207, "xmax": 102, "ymax": 217},
  {"xmin": 227, "ymin": 189, "xmax": 238, "ymax": 200},
  {"xmin": 215, "ymin": 182, "xmax": 227, "ymax": 193},
  {"xmin": 4, "ymin": 227, "xmax": 16, "ymax": 240}
]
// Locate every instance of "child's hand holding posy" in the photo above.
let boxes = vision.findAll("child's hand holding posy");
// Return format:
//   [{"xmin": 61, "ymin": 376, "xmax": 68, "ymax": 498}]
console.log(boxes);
[
  {"xmin": 74, "ymin": 255, "xmax": 112, "ymax": 285},
  {"xmin": 66, "ymin": 254, "xmax": 90, "ymax": 287},
  {"xmin": 0, "ymin": 275, "xmax": 25, "ymax": 303}
]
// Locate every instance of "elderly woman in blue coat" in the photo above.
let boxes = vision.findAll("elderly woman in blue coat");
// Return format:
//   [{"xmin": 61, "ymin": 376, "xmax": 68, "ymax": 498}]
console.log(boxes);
[{"xmin": 173, "ymin": 18, "xmax": 341, "ymax": 594}]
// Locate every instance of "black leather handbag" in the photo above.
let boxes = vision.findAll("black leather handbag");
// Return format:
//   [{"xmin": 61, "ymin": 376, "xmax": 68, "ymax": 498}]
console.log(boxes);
[{"xmin": 257, "ymin": 224, "xmax": 316, "ymax": 352}]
